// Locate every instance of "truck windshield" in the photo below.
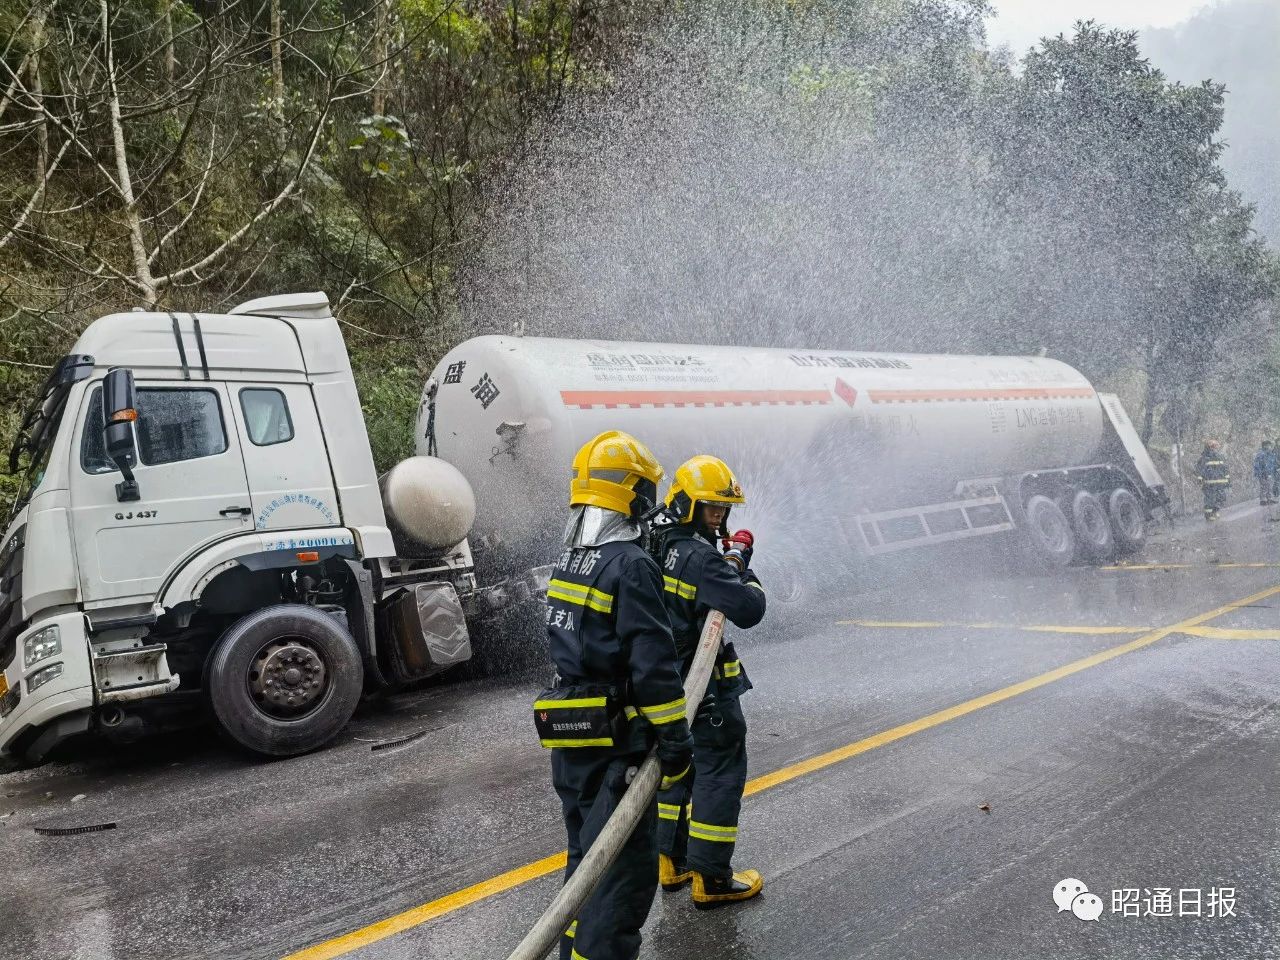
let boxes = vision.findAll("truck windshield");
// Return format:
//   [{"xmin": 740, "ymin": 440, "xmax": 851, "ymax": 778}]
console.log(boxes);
[{"xmin": 5, "ymin": 354, "xmax": 94, "ymax": 520}]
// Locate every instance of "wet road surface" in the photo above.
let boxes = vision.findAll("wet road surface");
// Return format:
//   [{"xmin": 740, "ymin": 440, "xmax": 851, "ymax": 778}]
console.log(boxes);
[{"xmin": 3, "ymin": 505, "xmax": 1279, "ymax": 960}]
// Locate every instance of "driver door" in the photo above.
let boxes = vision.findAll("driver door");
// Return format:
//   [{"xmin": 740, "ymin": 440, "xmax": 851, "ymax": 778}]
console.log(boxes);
[{"xmin": 69, "ymin": 381, "xmax": 252, "ymax": 605}]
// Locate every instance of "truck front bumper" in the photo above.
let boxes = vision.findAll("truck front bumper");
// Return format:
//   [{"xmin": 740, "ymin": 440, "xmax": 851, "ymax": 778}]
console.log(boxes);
[{"xmin": 0, "ymin": 613, "xmax": 94, "ymax": 757}]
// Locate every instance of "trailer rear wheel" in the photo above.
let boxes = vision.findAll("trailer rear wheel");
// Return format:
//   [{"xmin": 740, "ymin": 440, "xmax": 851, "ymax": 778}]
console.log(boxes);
[
  {"xmin": 1023, "ymin": 495, "xmax": 1075, "ymax": 569},
  {"xmin": 1070, "ymin": 490, "xmax": 1115, "ymax": 564},
  {"xmin": 206, "ymin": 604, "xmax": 363, "ymax": 757},
  {"xmin": 1107, "ymin": 488, "xmax": 1146, "ymax": 555}
]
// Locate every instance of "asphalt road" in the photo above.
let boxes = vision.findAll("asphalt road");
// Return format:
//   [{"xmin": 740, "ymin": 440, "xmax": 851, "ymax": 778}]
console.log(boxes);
[{"xmin": 3, "ymin": 505, "xmax": 1280, "ymax": 960}]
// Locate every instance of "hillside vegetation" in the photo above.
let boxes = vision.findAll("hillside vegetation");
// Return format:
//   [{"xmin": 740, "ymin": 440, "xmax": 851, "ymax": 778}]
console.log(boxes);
[{"xmin": 1, "ymin": 0, "xmax": 1276, "ymax": 511}]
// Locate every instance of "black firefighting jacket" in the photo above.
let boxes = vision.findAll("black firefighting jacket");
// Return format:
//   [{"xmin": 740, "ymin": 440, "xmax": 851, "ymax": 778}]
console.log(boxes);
[
  {"xmin": 1196, "ymin": 449, "xmax": 1231, "ymax": 486},
  {"xmin": 545, "ymin": 540, "xmax": 690, "ymax": 740},
  {"xmin": 654, "ymin": 526, "xmax": 766, "ymax": 698}
]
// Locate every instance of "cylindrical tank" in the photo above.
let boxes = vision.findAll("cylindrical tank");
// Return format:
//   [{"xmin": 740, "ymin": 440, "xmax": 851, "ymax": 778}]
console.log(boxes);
[
  {"xmin": 381, "ymin": 456, "xmax": 477, "ymax": 553},
  {"xmin": 419, "ymin": 337, "xmax": 1104, "ymax": 560}
]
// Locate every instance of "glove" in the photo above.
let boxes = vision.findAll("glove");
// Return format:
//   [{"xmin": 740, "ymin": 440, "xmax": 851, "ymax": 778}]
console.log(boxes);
[
  {"xmin": 695, "ymin": 691, "xmax": 718, "ymax": 723},
  {"xmin": 655, "ymin": 722, "xmax": 693, "ymax": 790},
  {"xmin": 722, "ymin": 529, "xmax": 754, "ymax": 571}
]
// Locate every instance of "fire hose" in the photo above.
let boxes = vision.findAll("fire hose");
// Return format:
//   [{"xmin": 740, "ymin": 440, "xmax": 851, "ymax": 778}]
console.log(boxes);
[{"xmin": 505, "ymin": 608, "xmax": 727, "ymax": 960}]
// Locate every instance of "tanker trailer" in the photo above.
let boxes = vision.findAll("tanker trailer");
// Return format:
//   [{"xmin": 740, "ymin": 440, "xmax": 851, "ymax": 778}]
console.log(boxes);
[{"xmin": 419, "ymin": 337, "xmax": 1167, "ymax": 598}]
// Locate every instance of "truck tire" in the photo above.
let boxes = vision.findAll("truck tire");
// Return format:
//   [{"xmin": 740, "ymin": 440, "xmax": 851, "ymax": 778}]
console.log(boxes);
[
  {"xmin": 1107, "ymin": 487, "xmax": 1146, "ymax": 555},
  {"xmin": 1069, "ymin": 490, "xmax": 1115, "ymax": 564},
  {"xmin": 1023, "ymin": 495, "xmax": 1075, "ymax": 569},
  {"xmin": 206, "ymin": 604, "xmax": 363, "ymax": 757}
]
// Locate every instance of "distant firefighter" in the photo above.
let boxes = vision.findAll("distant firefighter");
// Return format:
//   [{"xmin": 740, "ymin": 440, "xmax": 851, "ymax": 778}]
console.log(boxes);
[
  {"xmin": 1253, "ymin": 440, "xmax": 1277, "ymax": 506},
  {"xmin": 1196, "ymin": 439, "xmax": 1230, "ymax": 521},
  {"xmin": 1273, "ymin": 438, "xmax": 1280, "ymax": 503}
]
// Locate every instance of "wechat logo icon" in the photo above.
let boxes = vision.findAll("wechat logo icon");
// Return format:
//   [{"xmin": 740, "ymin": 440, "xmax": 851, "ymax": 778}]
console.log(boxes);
[{"xmin": 1054, "ymin": 878, "xmax": 1103, "ymax": 921}]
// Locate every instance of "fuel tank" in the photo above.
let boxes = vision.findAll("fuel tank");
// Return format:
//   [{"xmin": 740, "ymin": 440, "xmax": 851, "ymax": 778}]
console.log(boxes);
[{"xmin": 419, "ymin": 337, "xmax": 1104, "ymax": 558}]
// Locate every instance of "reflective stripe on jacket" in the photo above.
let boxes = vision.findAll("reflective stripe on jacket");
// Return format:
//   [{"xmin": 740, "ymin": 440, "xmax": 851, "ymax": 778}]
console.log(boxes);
[
  {"xmin": 1196, "ymin": 452, "xmax": 1230, "ymax": 485},
  {"xmin": 653, "ymin": 526, "xmax": 766, "ymax": 694},
  {"xmin": 545, "ymin": 539, "xmax": 687, "ymax": 730}
]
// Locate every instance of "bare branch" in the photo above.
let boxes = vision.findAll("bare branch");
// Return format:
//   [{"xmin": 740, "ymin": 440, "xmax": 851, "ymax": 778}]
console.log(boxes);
[
  {"xmin": 99, "ymin": 0, "xmax": 156, "ymax": 301},
  {"xmin": 335, "ymin": 313, "xmax": 411, "ymax": 341},
  {"xmin": 153, "ymin": 98, "xmax": 328, "ymax": 288},
  {"xmin": 0, "ymin": 136, "xmax": 72, "ymax": 251},
  {"xmin": 133, "ymin": 16, "xmax": 216, "ymax": 205},
  {"xmin": 0, "ymin": 358, "xmax": 55, "ymax": 370},
  {"xmin": 0, "ymin": 54, "xmax": 31, "ymax": 125},
  {"xmin": 0, "ymin": 56, "xmax": 119, "ymax": 192},
  {"xmin": 148, "ymin": 128, "xmax": 218, "ymax": 266}
]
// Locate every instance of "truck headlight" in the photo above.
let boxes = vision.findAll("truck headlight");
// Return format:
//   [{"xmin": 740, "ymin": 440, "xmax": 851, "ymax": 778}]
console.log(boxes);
[
  {"xmin": 23, "ymin": 625, "xmax": 61, "ymax": 668},
  {"xmin": 27, "ymin": 662, "xmax": 63, "ymax": 693}
]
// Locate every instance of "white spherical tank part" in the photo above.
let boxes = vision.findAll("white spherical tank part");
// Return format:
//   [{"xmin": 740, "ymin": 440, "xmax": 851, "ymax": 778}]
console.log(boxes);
[{"xmin": 381, "ymin": 456, "xmax": 477, "ymax": 552}]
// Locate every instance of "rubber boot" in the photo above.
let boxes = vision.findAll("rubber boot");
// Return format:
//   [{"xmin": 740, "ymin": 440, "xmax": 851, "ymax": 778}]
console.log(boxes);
[
  {"xmin": 659, "ymin": 854, "xmax": 693, "ymax": 892},
  {"xmin": 691, "ymin": 869, "xmax": 764, "ymax": 909}
]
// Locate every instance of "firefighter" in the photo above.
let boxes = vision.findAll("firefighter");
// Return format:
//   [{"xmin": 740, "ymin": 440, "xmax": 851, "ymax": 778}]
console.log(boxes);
[
  {"xmin": 652, "ymin": 455, "xmax": 767, "ymax": 908},
  {"xmin": 1273, "ymin": 438, "xmax": 1280, "ymax": 503},
  {"xmin": 1253, "ymin": 440, "xmax": 1277, "ymax": 505},
  {"xmin": 536, "ymin": 430, "xmax": 694, "ymax": 960},
  {"xmin": 1196, "ymin": 439, "xmax": 1230, "ymax": 521}
]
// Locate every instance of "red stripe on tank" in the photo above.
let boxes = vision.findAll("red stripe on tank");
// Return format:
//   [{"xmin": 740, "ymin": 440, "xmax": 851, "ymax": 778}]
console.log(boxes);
[
  {"xmin": 560, "ymin": 389, "xmax": 833, "ymax": 409},
  {"xmin": 867, "ymin": 387, "xmax": 1096, "ymax": 404}
]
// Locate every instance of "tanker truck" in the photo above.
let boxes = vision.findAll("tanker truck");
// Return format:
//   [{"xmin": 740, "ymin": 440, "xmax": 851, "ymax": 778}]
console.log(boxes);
[
  {"xmin": 0, "ymin": 292, "xmax": 1165, "ymax": 763},
  {"xmin": 420, "ymin": 336, "xmax": 1168, "ymax": 600}
]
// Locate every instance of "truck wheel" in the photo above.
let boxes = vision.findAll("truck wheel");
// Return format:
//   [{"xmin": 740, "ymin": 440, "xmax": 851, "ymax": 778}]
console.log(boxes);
[
  {"xmin": 1069, "ymin": 490, "xmax": 1115, "ymax": 564},
  {"xmin": 1107, "ymin": 488, "xmax": 1146, "ymax": 555},
  {"xmin": 206, "ymin": 604, "xmax": 363, "ymax": 757},
  {"xmin": 1023, "ymin": 495, "xmax": 1075, "ymax": 569}
]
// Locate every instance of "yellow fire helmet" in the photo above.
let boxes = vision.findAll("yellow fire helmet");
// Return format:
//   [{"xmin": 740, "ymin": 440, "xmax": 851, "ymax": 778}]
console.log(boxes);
[
  {"xmin": 569, "ymin": 430, "xmax": 665, "ymax": 518},
  {"xmin": 665, "ymin": 455, "xmax": 746, "ymax": 527}
]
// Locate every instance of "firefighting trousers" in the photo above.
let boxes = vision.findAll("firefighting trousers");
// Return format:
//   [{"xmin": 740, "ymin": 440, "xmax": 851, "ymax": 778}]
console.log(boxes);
[
  {"xmin": 1202, "ymin": 483, "xmax": 1228, "ymax": 516},
  {"xmin": 553, "ymin": 748, "xmax": 658, "ymax": 960},
  {"xmin": 655, "ymin": 695, "xmax": 748, "ymax": 879}
]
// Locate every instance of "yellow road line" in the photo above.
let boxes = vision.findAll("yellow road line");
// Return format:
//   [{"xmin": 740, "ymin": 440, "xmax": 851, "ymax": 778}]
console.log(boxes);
[
  {"xmin": 838, "ymin": 619, "xmax": 1149, "ymax": 635},
  {"xmin": 285, "ymin": 582, "xmax": 1280, "ymax": 960},
  {"xmin": 284, "ymin": 853, "xmax": 568, "ymax": 960},
  {"xmin": 1101, "ymin": 563, "xmax": 1280, "ymax": 571},
  {"xmin": 1179, "ymin": 626, "xmax": 1280, "ymax": 640},
  {"xmin": 841, "ymin": 621, "xmax": 1280, "ymax": 640},
  {"xmin": 753, "ymin": 582, "xmax": 1280, "ymax": 794}
]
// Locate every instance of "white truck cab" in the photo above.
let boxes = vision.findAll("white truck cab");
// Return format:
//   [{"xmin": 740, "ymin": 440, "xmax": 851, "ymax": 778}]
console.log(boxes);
[{"xmin": 0, "ymin": 293, "xmax": 483, "ymax": 762}]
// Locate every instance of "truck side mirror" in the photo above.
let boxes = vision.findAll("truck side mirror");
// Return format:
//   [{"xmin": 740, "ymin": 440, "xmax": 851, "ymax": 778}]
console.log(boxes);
[{"xmin": 102, "ymin": 368, "xmax": 141, "ymax": 502}]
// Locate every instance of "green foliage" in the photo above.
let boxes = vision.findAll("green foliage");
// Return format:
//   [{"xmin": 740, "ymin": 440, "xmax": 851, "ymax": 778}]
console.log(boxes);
[
  {"xmin": 399, "ymin": 0, "xmax": 489, "ymax": 56},
  {"xmin": 0, "ymin": 0, "xmax": 1274, "ymax": 521},
  {"xmin": 352, "ymin": 345, "xmax": 426, "ymax": 471},
  {"xmin": 973, "ymin": 21, "xmax": 1276, "ymax": 440},
  {"xmin": 347, "ymin": 115, "xmax": 413, "ymax": 179}
]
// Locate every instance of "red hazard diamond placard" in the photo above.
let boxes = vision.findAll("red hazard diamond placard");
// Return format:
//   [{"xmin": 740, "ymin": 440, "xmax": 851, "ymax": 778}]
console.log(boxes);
[{"xmin": 834, "ymin": 377, "xmax": 857, "ymax": 407}]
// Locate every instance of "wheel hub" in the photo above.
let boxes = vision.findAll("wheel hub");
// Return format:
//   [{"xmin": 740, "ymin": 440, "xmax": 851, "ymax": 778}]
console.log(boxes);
[
  {"xmin": 1038, "ymin": 511, "xmax": 1069, "ymax": 552},
  {"xmin": 1119, "ymin": 503, "xmax": 1141, "ymax": 536},
  {"xmin": 249, "ymin": 639, "xmax": 327, "ymax": 718},
  {"xmin": 1084, "ymin": 506, "xmax": 1107, "ymax": 540}
]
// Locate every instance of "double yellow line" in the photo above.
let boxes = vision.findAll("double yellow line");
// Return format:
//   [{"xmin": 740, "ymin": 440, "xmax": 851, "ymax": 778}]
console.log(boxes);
[{"xmin": 286, "ymin": 582, "xmax": 1280, "ymax": 960}]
